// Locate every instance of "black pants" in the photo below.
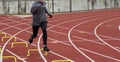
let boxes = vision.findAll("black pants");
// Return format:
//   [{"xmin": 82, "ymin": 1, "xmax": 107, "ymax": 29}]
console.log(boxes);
[{"xmin": 30, "ymin": 22, "xmax": 47, "ymax": 45}]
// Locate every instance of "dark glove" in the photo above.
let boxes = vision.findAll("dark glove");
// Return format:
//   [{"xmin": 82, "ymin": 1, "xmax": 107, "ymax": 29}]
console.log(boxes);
[{"xmin": 49, "ymin": 14, "xmax": 53, "ymax": 18}]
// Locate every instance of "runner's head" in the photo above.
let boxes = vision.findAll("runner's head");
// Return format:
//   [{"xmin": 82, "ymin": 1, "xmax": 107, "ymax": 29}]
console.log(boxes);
[{"xmin": 38, "ymin": 0, "xmax": 44, "ymax": 2}]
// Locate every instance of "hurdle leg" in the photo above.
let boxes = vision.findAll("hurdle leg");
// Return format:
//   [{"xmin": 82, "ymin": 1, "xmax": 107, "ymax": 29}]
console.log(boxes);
[
  {"xmin": 0, "ymin": 48, "xmax": 1, "ymax": 54},
  {"xmin": 27, "ymin": 49, "xmax": 38, "ymax": 56},
  {"xmin": 41, "ymin": 48, "xmax": 48, "ymax": 56},
  {"xmin": 0, "ymin": 32, "xmax": 7, "ymax": 37},
  {"xmin": 44, "ymin": 51, "xmax": 48, "ymax": 56}
]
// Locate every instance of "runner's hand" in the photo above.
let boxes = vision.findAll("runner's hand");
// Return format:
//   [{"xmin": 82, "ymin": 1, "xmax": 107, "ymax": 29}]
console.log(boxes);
[{"xmin": 49, "ymin": 15, "xmax": 53, "ymax": 18}]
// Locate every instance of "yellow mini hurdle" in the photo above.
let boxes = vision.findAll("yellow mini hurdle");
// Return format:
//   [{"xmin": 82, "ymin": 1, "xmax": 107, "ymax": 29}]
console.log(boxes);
[
  {"xmin": 2, "ymin": 36, "xmax": 16, "ymax": 42},
  {"xmin": 0, "ymin": 32, "xmax": 7, "ymax": 37},
  {"xmin": 51, "ymin": 60, "xmax": 72, "ymax": 62},
  {"xmin": 0, "ymin": 56, "xmax": 17, "ymax": 62},
  {"xmin": 27, "ymin": 48, "xmax": 48, "ymax": 56},
  {"xmin": 11, "ymin": 42, "xmax": 28, "ymax": 48}
]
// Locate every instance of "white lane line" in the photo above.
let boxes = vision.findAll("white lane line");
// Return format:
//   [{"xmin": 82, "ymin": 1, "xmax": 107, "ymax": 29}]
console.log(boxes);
[
  {"xmin": 49, "ymin": 22, "xmax": 120, "ymax": 42},
  {"xmin": 115, "ymin": 47, "xmax": 120, "ymax": 50},
  {"xmin": 49, "ymin": 28, "xmax": 119, "ymax": 44},
  {"xmin": 0, "ymin": 11, "xmax": 118, "ymax": 61},
  {"xmin": 49, "ymin": 14, "xmax": 94, "ymax": 22},
  {"xmin": 0, "ymin": 30, "xmax": 37, "ymax": 47},
  {"xmin": 48, "ymin": 38, "xmax": 71, "ymax": 46},
  {"xmin": 94, "ymin": 17, "xmax": 120, "ymax": 53},
  {"xmin": 5, "ymin": 49, "xmax": 27, "ymax": 62},
  {"xmin": 68, "ymin": 21, "xmax": 97, "ymax": 62},
  {"xmin": 0, "ymin": 27, "xmax": 31, "ymax": 62},
  {"xmin": 49, "ymin": 29, "xmax": 105, "ymax": 45},
  {"xmin": 0, "ymin": 31, "xmax": 72, "ymax": 62},
  {"xmin": 38, "ymin": 11, "xmax": 108, "ymax": 62},
  {"xmin": 0, "ymin": 23, "xmax": 36, "ymax": 47},
  {"xmin": 119, "ymin": 25, "xmax": 120, "ymax": 31},
  {"xmin": 49, "ymin": 30, "xmax": 66, "ymax": 35},
  {"xmin": 49, "ymin": 31, "xmax": 120, "ymax": 61},
  {"xmin": 0, "ymin": 16, "xmax": 78, "ymax": 61},
  {"xmin": 49, "ymin": 29, "xmax": 120, "ymax": 50},
  {"xmin": 0, "ymin": 20, "xmax": 118, "ymax": 61},
  {"xmin": 49, "ymin": 27, "xmax": 120, "ymax": 47},
  {"xmin": 15, "ymin": 14, "xmax": 120, "ymax": 61},
  {"xmin": 2, "ymin": 15, "xmax": 119, "ymax": 61},
  {"xmin": 1, "ymin": 23, "xmax": 120, "ymax": 59},
  {"xmin": 50, "ymin": 51, "xmax": 74, "ymax": 62},
  {"xmin": 49, "ymin": 11, "xmax": 99, "ymax": 23},
  {"xmin": 1, "ymin": 22, "xmax": 32, "ymax": 34},
  {"xmin": 77, "ymin": 31, "xmax": 120, "ymax": 41},
  {"xmin": 49, "ymin": 37, "xmax": 120, "ymax": 61},
  {"xmin": 79, "ymin": 47, "xmax": 120, "ymax": 62},
  {"xmin": 37, "ymin": 14, "xmax": 99, "ymax": 62},
  {"xmin": 73, "ymin": 36, "xmax": 106, "ymax": 45},
  {"xmin": 101, "ymin": 35, "xmax": 120, "ymax": 41},
  {"xmin": 49, "ymin": 23, "xmax": 120, "ymax": 41},
  {"xmin": 3, "ymin": 19, "xmax": 118, "ymax": 47},
  {"xmin": 0, "ymin": 17, "xmax": 31, "ymax": 27},
  {"xmin": 68, "ymin": 13, "xmax": 120, "ymax": 62},
  {"xmin": 0, "ymin": 17, "xmax": 38, "ymax": 62},
  {"xmin": 1, "ymin": 23, "xmax": 25, "ymax": 31},
  {"xmin": 38, "ymin": 12, "xmax": 120, "ymax": 62}
]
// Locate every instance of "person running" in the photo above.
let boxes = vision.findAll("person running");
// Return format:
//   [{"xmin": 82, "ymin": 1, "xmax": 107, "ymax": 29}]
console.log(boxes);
[{"xmin": 29, "ymin": 0, "xmax": 52, "ymax": 51}]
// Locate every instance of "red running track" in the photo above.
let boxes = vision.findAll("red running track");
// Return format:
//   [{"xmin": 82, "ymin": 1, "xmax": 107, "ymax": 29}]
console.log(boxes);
[{"xmin": 0, "ymin": 9, "xmax": 120, "ymax": 62}]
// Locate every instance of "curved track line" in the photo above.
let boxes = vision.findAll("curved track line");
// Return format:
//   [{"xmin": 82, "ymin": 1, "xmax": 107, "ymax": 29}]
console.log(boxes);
[
  {"xmin": 0, "ymin": 22, "xmax": 37, "ymax": 47},
  {"xmin": 49, "ymin": 23, "xmax": 120, "ymax": 41},
  {"xmin": 50, "ymin": 51, "xmax": 72, "ymax": 60},
  {"xmin": 0, "ymin": 10, "xmax": 119, "ymax": 61},
  {"xmin": 45, "ymin": 29, "xmax": 120, "ymax": 61},
  {"xmin": 68, "ymin": 14, "xmax": 120, "ymax": 62},
  {"xmin": 37, "ymin": 15, "xmax": 100, "ymax": 62},
  {"xmin": 48, "ymin": 25, "xmax": 120, "ymax": 48},
  {"xmin": 94, "ymin": 17, "xmax": 120, "ymax": 53},
  {"xmin": 0, "ymin": 15, "xmax": 84, "ymax": 62},
  {"xmin": 37, "ymin": 11, "xmax": 118, "ymax": 62},
  {"xmin": 0, "ymin": 23, "xmax": 72, "ymax": 61},
  {"xmin": 5, "ymin": 49, "xmax": 26, "ymax": 62},
  {"xmin": 36, "ymin": 14, "xmax": 99, "ymax": 62},
  {"xmin": 118, "ymin": 25, "xmax": 120, "ymax": 31},
  {"xmin": 79, "ymin": 47, "xmax": 120, "ymax": 62},
  {"xmin": 0, "ymin": 15, "xmax": 90, "ymax": 61},
  {"xmin": 49, "ymin": 13, "xmax": 93, "ymax": 22},
  {"xmin": 0, "ymin": 27, "xmax": 31, "ymax": 62},
  {"xmin": 0, "ymin": 15, "xmax": 34, "ymax": 62}
]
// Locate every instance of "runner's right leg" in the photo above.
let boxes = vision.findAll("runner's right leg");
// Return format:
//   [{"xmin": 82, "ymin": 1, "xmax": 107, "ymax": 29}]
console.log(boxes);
[{"xmin": 29, "ymin": 26, "xmax": 39, "ymax": 44}]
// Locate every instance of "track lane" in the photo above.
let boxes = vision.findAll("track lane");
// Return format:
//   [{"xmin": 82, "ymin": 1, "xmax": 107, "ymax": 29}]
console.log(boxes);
[{"xmin": 0, "ymin": 9, "xmax": 120, "ymax": 61}]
